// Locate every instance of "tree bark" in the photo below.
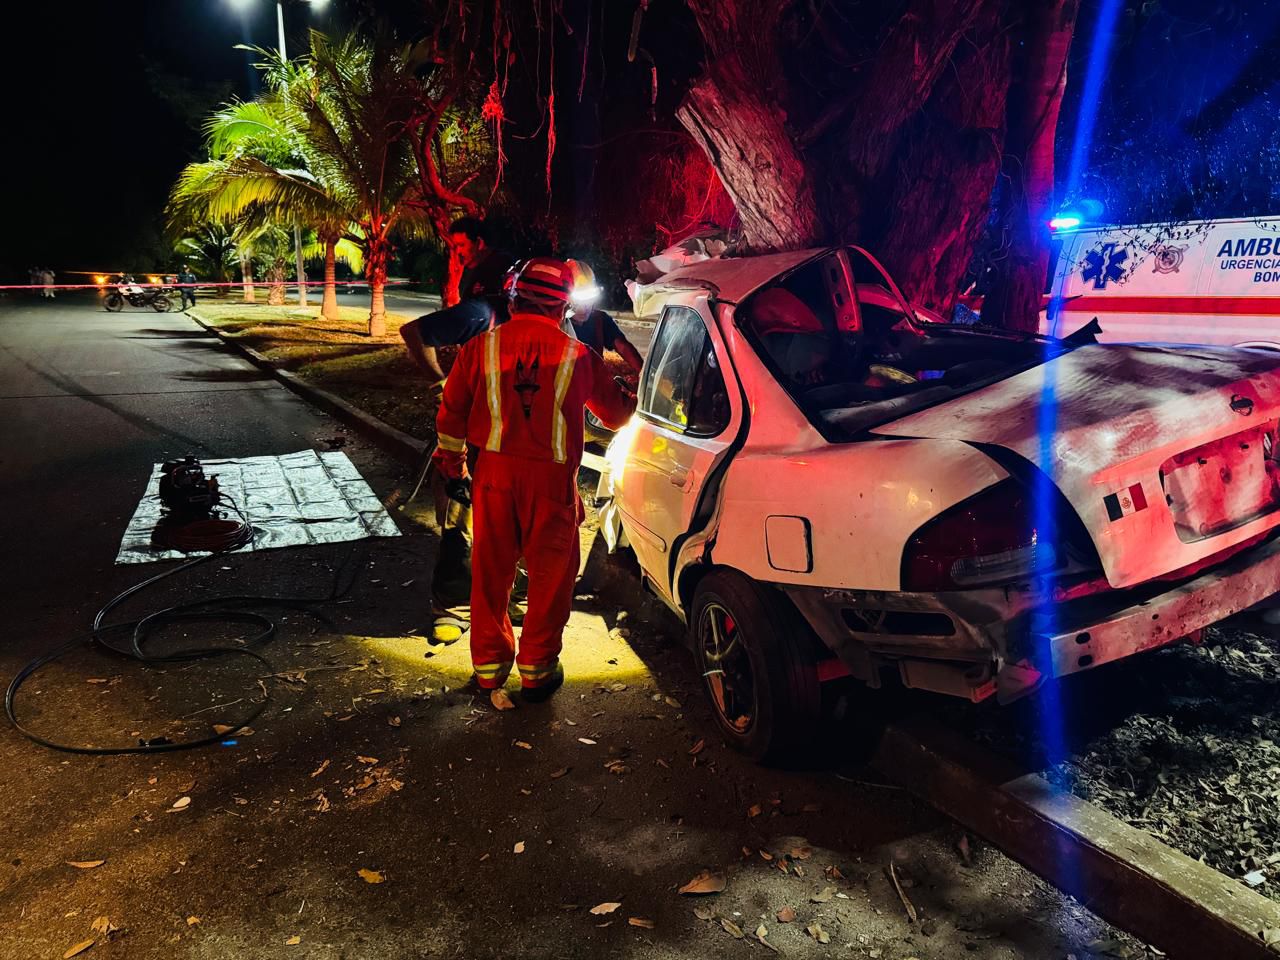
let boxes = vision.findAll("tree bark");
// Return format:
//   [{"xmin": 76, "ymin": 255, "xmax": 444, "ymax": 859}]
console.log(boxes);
[
  {"xmin": 981, "ymin": 0, "xmax": 1079, "ymax": 332},
  {"xmin": 239, "ymin": 249, "xmax": 255, "ymax": 304},
  {"xmin": 676, "ymin": 0, "xmax": 822, "ymax": 250},
  {"xmin": 322, "ymin": 237, "xmax": 340, "ymax": 320},
  {"xmin": 366, "ymin": 239, "xmax": 388, "ymax": 337},
  {"xmin": 871, "ymin": 5, "xmax": 1013, "ymax": 314},
  {"xmin": 268, "ymin": 258, "xmax": 286, "ymax": 306}
]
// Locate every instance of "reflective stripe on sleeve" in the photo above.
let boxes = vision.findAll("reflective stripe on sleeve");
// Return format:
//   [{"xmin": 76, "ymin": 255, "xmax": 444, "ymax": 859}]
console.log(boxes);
[
  {"xmin": 437, "ymin": 433, "xmax": 466, "ymax": 453},
  {"xmin": 484, "ymin": 330, "xmax": 503, "ymax": 451},
  {"xmin": 551, "ymin": 341, "xmax": 578, "ymax": 463}
]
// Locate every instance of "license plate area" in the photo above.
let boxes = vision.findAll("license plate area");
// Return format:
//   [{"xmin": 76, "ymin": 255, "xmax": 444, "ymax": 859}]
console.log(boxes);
[{"xmin": 1160, "ymin": 421, "xmax": 1280, "ymax": 543}]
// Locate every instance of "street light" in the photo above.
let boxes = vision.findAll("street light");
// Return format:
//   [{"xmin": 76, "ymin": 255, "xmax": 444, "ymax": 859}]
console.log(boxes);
[{"xmin": 228, "ymin": 0, "xmax": 329, "ymax": 307}]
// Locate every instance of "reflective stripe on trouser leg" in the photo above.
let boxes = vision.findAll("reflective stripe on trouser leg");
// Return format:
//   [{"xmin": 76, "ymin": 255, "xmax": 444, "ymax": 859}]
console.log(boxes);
[
  {"xmin": 517, "ymin": 659, "xmax": 560, "ymax": 688},
  {"xmin": 469, "ymin": 455, "xmax": 521, "ymax": 687},
  {"xmin": 473, "ymin": 661, "xmax": 513, "ymax": 689}
]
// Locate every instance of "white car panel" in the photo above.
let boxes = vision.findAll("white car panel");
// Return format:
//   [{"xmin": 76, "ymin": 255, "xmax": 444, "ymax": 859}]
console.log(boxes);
[
  {"xmin": 874, "ymin": 342, "xmax": 1280, "ymax": 588},
  {"xmin": 709, "ymin": 439, "xmax": 1010, "ymax": 592}
]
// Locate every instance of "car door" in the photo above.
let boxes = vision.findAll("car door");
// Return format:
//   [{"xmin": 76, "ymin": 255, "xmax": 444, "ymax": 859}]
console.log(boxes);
[{"xmin": 616, "ymin": 301, "xmax": 739, "ymax": 605}]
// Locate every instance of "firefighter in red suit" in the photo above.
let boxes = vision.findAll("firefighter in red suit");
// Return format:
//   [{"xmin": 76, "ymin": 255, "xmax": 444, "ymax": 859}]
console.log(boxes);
[{"xmin": 433, "ymin": 258, "xmax": 636, "ymax": 701}]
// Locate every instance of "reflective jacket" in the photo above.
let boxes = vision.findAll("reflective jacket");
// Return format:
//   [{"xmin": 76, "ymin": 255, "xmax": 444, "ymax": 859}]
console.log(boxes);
[{"xmin": 434, "ymin": 311, "xmax": 635, "ymax": 478}]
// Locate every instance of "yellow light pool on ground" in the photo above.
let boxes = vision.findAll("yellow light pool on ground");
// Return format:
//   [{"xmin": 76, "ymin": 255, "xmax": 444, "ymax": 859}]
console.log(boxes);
[{"xmin": 354, "ymin": 610, "xmax": 653, "ymax": 687}]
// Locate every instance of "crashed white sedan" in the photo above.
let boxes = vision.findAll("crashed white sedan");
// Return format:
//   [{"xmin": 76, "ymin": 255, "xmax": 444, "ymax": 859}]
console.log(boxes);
[{"xmin": 600, "ymin": 246, "xmax": 1280, "ymax": 760}]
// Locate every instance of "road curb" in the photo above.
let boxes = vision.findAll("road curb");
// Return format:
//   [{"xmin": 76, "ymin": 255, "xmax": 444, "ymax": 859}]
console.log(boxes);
[{"xmin": 187, "ymin": 310, "xmax": 428, "ymax": 466}]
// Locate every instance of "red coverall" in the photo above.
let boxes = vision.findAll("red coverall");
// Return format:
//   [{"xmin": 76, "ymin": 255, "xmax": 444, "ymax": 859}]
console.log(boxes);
[{"xmin": 433, "ymin": 311, "xmax": 635, "ymax": 689}]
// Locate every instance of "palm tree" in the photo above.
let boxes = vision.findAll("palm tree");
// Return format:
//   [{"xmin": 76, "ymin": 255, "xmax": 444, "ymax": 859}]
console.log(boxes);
[
  {"xmin": 282, "ymin": 31, "xmax": 426, "ymax": 336},
  {"xmin": 170, "ymin": 32, "xmax": 428, "ymax": 336}
]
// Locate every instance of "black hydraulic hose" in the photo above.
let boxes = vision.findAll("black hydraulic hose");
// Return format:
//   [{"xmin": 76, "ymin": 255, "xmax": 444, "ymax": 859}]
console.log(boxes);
[{"xmin": 5, "ymin": 497, "xmax": 362, "ymax": 755}]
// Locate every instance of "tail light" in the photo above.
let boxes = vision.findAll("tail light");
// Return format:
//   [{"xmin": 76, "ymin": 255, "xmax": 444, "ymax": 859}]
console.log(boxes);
[{"xmin": 901, "ymin": 479, "xmax": 1062, "ymax": 591}]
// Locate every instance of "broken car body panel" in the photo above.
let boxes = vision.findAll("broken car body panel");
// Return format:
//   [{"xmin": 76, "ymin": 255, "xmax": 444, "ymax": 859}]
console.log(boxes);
[{"xmin": 610, "ymin": 247, "xmax": 1280, "ymax": 702}]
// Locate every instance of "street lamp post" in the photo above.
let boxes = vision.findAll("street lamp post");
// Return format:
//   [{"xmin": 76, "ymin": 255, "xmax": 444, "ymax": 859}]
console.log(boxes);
[
  {"xmin": 230, "ymin": 0, "xmax": 327, "ymax": 308},
  {"xmin": 272, "ymin": 3, "xmax": 308, "ymax": 309}
]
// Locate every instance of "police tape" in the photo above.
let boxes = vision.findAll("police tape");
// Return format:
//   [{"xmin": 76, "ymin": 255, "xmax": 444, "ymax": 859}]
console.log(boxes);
[{"xmin": 0, "ymin": 280, "xmax": 417, "ymax": 290}]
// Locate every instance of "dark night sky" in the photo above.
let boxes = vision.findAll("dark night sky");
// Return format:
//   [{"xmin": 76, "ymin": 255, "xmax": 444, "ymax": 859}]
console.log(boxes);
[
  {"xmin": 2, "ymin": 1, "xmax": 1277, "ymax": 280},
  {"xmin": 0, "ymin": 0, "xmax": 343, "ymax": 278}
]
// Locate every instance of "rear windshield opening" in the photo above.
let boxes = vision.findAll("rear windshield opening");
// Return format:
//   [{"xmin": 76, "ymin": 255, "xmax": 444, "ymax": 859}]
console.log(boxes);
[{"xmin": 737, "ymin": 253, "xmax": 1067, "ymax": 437}]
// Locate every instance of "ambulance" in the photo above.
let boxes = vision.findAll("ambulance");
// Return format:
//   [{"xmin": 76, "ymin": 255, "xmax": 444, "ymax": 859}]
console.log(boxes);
[{"xmin": 1044, "ymin": 216, "xmax": 1280, "ymax": 348}]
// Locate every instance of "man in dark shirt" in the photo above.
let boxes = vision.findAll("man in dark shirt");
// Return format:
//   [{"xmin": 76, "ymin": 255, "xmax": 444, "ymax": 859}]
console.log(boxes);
[
  {"xmin": 571, "ymin": 306, "xmax": 643, "ymax": 374},
  {"xmin": 177, "ymin": 266, "xmax": 198, "ymax": 310},
  {"xmin": 400, "ymin": 218, "xmax": 514, "ymax": 383}
]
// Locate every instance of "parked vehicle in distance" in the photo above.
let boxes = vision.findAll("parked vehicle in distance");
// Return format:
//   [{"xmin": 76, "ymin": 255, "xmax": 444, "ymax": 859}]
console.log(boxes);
[
  {"xmin": 1044, "ymin": 216, "xmax": 1280, "ymax": 348},
  {"xmin": 601, "ymin": 246, "xmax": 1280, "ymax": 761},
  {"xmin": 105, "ymin": 276, "xmax": 173, "ymax": 313}
]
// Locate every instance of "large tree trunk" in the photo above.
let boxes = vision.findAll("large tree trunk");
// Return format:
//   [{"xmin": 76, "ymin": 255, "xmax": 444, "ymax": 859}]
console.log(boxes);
[
  {"xmin": 322, "ymin": 237, "xmax": 340, "ymax": 321},
  {"xmin": 675, "ymin": 1, "xmax": 822, "ymax": 250},
  {"xmin": 980, "ymin": 0, "xmax": 1080, "ymax": 332},
  {"xmin": 675, "ymin": 0, "xmax": 1061, "ymax": 321},
  {"xmin": 239, "ymin": 249, "xmax": 255, "ymax": 304}
]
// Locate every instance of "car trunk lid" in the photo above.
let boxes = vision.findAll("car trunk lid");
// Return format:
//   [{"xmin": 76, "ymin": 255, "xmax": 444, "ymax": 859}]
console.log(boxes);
[{"xmin": 872, "ymin": 343, "xmax": 1280, "ymax": 588}]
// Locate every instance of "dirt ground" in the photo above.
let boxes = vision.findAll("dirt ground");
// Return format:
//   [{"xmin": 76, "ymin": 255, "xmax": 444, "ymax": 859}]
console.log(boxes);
[
  {"xmin": 934, "ymin": 608, "xmax": 1280, "ymax": 908},
  {"xmin": 0, "ymin": 426, "xmax": 1152, "ymax": 960}
]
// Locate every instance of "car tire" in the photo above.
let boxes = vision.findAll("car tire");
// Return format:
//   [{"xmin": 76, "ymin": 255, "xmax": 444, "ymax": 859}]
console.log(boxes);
[
  {"xmin": 691, "ymin": 569, "xmax": 822, "ymax": 764},
  {"xmin": 105, "ymin": 294, "xmax": 124, "ymax": 312}
]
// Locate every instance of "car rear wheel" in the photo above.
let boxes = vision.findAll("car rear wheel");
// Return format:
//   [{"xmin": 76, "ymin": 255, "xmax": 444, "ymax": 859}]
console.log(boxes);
[{"xmin": 691, "ymin": 569, "xmax": 822, "ymax": 764}]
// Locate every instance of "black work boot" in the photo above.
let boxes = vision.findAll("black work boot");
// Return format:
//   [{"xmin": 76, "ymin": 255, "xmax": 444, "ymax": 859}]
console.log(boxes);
[{"xmin": 521, "ymin": 663, "xmax": 565, "ymax": 703}]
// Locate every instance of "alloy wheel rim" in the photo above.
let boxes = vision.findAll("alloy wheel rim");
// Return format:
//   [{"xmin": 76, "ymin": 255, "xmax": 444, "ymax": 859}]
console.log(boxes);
[{"xmin": 699, "ymin": 602, "xmax": 756, "ymax": 736}]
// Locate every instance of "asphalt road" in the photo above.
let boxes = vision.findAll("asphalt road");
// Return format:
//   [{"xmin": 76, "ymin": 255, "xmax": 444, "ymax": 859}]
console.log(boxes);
[{"xmin": 0, "ymin": 293, "xmax": 1127, "ymax": 959}]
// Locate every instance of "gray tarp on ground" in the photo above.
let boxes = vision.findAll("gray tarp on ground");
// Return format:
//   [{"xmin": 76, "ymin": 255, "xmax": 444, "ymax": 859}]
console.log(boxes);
[{"xmin": 116, "ymin": 449, "xmax": 400, "ymax": 564}]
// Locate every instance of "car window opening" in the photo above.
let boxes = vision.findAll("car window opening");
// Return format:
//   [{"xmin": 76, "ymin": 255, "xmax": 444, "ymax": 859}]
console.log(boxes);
[{"xmin": 738, "ymin": 250, "xmax": 1075, "ymax": 438}]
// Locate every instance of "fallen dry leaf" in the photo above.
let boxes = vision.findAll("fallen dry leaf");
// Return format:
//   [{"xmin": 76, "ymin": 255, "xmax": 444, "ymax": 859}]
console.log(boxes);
[
  {"xmin": 356, "ymin": 755, "xmax": 378, "ymax": 765},
  {"xmin": 63, "ymin": 939, "xmax": 94, "ymax": 959},
  {"xmin": 513, "ymin": 841, "xmax": 526, "ymax": 854},
  {"xmin": 171, "ymin": 797, "xmax": 191, "ymax": 811},
  {"xmin": 693, "ymin": 906, "xmax": 716, "ymax": 921},
  {"xmin": 755, "ymin": 924, "xmax": 780, "ymax": 953},
  {"xmin": 688, "ymin": 738, "xmax": 706, "ymax": 756},
  {"xmin": 90, "ymin": 917, "xmax": 118, "ymax": 938},
  {"xmin": 212, "ymin": 724, "xmax": 253, "ymax": 737},
  {"xmin": 513, "ymin": 740, "xmax": 533, "ymax": 750},
  {"xmin": 628, "ymin": 917, "xmax": 656, "ymax": 929},
  {"xmin": 664, "ymin": 696, "xmax": 682, "ymax": 708},
  {"xmin": 777, "ymin": 906, "xmax": 797, "ymax": 923},
  {"xmin": 310, "ymin": 760, "xmax": 330, "ymax": 778},
  {"xmin": 578, "ymin": 738, "xmax": 597, "ymax": 746},
  {"xmin": 549, "ymin": 767, "xmax": 570, "ymax": 779},
  {"xmin": 806, "ymin": 921, "xmax": 831, "ymax": 944},
  {"xmin": 590, "ymin": 902, "xmax": 621, "ymax": 915},
  {"xmin": 825, "ymin": 865, "xmax": 845, "ymax": 881},
  {"xmin": 387, "ymin": 716, "xmax": 402, "ymax": 728},
  {"xmin": 66, "ymin": 860, "xmax": 105, "ymax": 870},
  {"xmin": 186, "ymin": 917, "xmax": 200, "ymax": 926},
  {"xmin": 285, "ymin": 935, "xmax": 302, "ymax": 945},
  {"xmin": 86, "ymin": 678, "xmax": 111, "ymax": 684},
  {"xmin": 678, "ymin": 870, "xmax": 727, "ymax": 895},
  {"xmin": 747, "ymin": 803, "xmax": 763, "ymax": 818},
  {"xmin": 357, "ymin": 868, "xmax": 385, "ymax": 884},
  {"xmin": 719, "ymin": 917, "xmax": 744, "ymax": 939},
  {"xmin": 490, "ymin": 689, "xmax": 516, "ymax": 711},
  {"xmin": 811, "ymin": 886, "xmax": 837, "ymax": 904},
  {"xmin": 759, "ymin": 850, "xmax": 774, "ymax": 861}
]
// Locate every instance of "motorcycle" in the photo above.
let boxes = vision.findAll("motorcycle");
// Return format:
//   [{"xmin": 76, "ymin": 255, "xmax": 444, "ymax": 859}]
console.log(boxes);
[{"xmin": 105, "ymin": 276, "xmax": 172, "ymax": 313}]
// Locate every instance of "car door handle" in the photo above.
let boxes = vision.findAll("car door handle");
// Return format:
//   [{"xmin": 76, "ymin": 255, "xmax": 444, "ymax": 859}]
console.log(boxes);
[{"xmin": 669, "ymin": 468, "xmax": 691, "ymax": 488}]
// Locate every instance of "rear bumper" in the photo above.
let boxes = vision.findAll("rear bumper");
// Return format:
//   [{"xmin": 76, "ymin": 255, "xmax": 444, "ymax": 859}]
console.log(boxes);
[
  {"xmin": 1028, "ymin": 531, "xmax": 1280, "ymax": 681},
  {"xmin": 783, "ymin": 533, "xmax": 1280, "ymax": 702}
]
